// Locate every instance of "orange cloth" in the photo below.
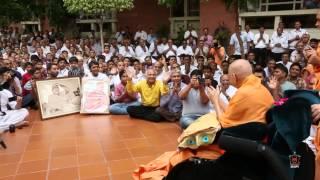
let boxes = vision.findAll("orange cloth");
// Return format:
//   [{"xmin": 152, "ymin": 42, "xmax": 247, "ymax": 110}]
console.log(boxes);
[
  {"xmin": 315, "ymin": 123, "xmax": 320, "ymax": 180},
  {"xmin": 209, "ymin": 47, "xmax": 225, "ymax": 65},
  {"xmin": 219, "ymin": 74, "xmax": 274, "ymax": 128},
  {"xmin": 132, "ymin": 145, "xmax": 223, "ymax": 180},
  {"xmin": 310, "ymin": 43, "xmax": 320, "ymax": 90}
]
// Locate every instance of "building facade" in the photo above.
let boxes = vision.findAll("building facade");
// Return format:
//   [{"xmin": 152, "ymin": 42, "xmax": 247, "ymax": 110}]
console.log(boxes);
[
  {"xmin": 239, "ymin": 0, "xmax": 320, "ymax": 38},
  {"xmin": 19, "ymin": 0, "xmax": 319, "ymax": 39}
]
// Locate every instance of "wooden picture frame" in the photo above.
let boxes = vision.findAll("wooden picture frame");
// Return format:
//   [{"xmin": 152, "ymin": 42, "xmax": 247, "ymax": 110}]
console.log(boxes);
[
  {"xmin": 36, "ymin": 77, "xmax": 81, "ymax": 120},
  {"xmin": 80, "ymin": 78, "xmax": 110, "ymax": 114}
]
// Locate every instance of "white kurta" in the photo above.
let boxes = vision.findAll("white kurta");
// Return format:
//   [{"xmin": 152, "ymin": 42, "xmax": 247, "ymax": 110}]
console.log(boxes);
[{"xmin": 0, "ymin": 89, "xmax": 29, "ymax": 131}]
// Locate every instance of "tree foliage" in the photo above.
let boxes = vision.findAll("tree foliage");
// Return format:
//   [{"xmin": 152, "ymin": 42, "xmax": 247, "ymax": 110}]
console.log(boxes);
[
  {"xmin": 63, "ymin": 0, "xmax": 134, "ymax": 14},
  {"xmin": 47, "ymin": 0, "xmax": 73, "ymax": 29},
  {"xmin": 0, "ymin": 0, "xmax": 45, "ymax": 25}
]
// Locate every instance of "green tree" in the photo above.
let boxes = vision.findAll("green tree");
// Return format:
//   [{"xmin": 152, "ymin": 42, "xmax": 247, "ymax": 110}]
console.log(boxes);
[
  {"xmin": 47, "ymin": 0, "xmax": 73, "ymax": 30},
  {"xmin": 0, "ymin": 0, "xmax": 45, "ymax": 26},
  {"xmin": 63, "ymin": 0, "xmax": 134, "ymax": 50}
]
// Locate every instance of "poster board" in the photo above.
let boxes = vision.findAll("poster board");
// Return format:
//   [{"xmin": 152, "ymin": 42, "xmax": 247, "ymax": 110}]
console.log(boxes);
[
  {"xmin": 36, "ymin": 77, "xmax": 81, "ymax": 120},
  {"xmin": 80, "ymin": 78, "xmax": 110, "ymax": 114}
]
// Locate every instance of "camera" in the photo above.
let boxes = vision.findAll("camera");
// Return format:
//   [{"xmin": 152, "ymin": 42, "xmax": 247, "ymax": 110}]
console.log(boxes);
[{"xmin": 197, "ymin": 76, "xmax": 205, "ymax": 86}]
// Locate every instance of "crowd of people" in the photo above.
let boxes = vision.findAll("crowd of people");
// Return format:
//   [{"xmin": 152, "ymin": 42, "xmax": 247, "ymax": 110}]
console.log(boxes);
[{"xmin": 0, "ymin": 14, "xmax": 319, "ymax": 138}]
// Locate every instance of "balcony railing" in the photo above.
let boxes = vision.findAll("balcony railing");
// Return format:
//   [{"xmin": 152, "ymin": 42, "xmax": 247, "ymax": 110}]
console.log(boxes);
[{"xmin": 241, "ymin": 0, "xmax": 319, "ymax": 12}]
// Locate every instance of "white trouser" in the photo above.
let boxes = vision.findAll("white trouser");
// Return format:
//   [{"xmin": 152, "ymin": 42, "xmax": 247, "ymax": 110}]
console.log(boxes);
[{"xmin": 0, "ymin": 109, "xmax": 29, "ymax": 131}]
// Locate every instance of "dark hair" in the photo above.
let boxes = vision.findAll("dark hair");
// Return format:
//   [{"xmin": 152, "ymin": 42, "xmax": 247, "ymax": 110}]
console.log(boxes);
[
  {"xmin": 0, "ymin": 67, "xmax": 11, "ymax": 75},
  {"xmin": 69, "ymin": 56, "xmax": 78, "ymax": 63},
  {"xmin": 58, "ymin": 57, "xmax": 67, "ymax": 64},
  {"xmin": 119, "ymin": 70, "xmax": 126, "ymax": 79},
  {"xmin": 248, "ymin": 51, "xmax": 255, "ymax": 55},
  {"xmin": 97, "ymin": 55, "xmax": 105, "ymax": 61},
  {"xmin": 290, "ymin": 62, "xmax": 302, "ymax": 71},
  {"xmin": 25, "ymin": 62, "xmax": 33, "ymax": 68},
  {"xmin": 190, "ymin": 69, "xmax": 202, "ymax": 77},
  {"xmin": 88, "ymin": 61, "xmax": 99, "ymax": 69},
  {"xmin": 254, "ymin": 67, "xmax": 266, "ymax": 78},
  {"xmin": 310, "ymin": 38, "xmax": 319, "ymax": 43},
  {"xmin": 275, "ymin": 63, "xmax": 288, "ymax": 77},
  {"xmin": 202, "ymin": 65, "xmax": 212, "ymax": 71},
  {"xmin": 47, "ymin": 63, "xmax": 57, "ymax": 71},
  {"xmin": 267, "ymin": 58, "xmax": 276, "ymax": 63},
  {"xmin": 30, "ymin": 55, "xmax": 40, "ymax": 61},
  {"xmin": 133, "ymin": 59, "xmax": 140, "ymax": 64},
  {"xmin": 222, "ymin": 60, "xmax": 229, "ymax": 65},
  {"xmin": 282, "ymin": 52, "xmax": 289, "ymax": 56}
]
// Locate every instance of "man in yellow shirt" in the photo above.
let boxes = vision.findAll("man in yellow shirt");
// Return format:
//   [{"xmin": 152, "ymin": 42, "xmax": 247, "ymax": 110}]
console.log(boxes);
[
  {"xmin": 208, "ymin": 59, "xmax": 274, "ymax": 128},
  {"xmin": 126, "ymin": 68, "xmax": 170, "ymax": 122}
]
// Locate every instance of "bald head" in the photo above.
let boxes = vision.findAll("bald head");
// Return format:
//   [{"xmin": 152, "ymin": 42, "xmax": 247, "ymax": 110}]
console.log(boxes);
[{"xmin": 228, "ymin": 59, "xmax": 252, "ymax": 87}]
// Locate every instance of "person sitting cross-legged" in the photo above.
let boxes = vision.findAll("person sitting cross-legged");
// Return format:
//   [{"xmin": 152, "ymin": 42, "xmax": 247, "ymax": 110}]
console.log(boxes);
[
  {"xmin": 155, "ymin": 69, "xmax": 185, "ymax": 122},
  {"xmin": 0, "ymin": 67, "xmax": 29, "ymax": 132},
  {"xmin": 178, "ymin": 69, "xmax": 212, "ymax": 129},
  {"xmin": 109, "ymin": 70, "xmax": 140, "ymax": 115},
  {"xmin": 126, "ymin": 68, "xmax": 170, "ymax": 122}
]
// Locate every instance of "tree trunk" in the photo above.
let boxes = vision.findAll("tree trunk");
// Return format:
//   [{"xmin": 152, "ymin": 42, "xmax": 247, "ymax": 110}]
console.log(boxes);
[{"xmin": 99, "ymin": 16, "xmax": 104, "ymax": 53}]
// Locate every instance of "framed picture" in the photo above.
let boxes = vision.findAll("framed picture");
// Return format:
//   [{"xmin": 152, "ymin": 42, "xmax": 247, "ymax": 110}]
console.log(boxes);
[
  {"xmin": 80, "ymin": 78, "xmax": 110, "ymax": 114},
  {"xmin": 36, "ymin": 77, "xmax": 81, "ymax": 120}
]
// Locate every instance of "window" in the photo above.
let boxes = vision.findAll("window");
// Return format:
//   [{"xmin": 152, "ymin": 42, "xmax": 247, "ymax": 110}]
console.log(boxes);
[
  {"xmin": 282, "ymin": 15, "xmax": 316, "ymax": 28},
  {"xmin": 172, "ymin": 0, "xmax": 184, "ymax": 17},
  {"xmin": 171, "ymin": 0, "xmax": 199, "ymax": 17},
  {"xmin": 188, "ymin": 0, "xmax": 199, "ymax": 16},
  {"xmin": 78, "ymin": 24, "xmax": 91, "ymax": 32},
  {"xmin": 244, "ymin": 17, "xmax": 275, "ymax": 29},
  {"xmin": 248, "ymin": 0, "xmax": 304, "ymax": 12}
]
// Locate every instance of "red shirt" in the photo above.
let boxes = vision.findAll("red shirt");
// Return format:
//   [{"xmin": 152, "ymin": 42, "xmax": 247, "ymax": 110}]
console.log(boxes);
[{"xmin": 22, "ymin": 73, "xmax": 32, "ymax": 96}]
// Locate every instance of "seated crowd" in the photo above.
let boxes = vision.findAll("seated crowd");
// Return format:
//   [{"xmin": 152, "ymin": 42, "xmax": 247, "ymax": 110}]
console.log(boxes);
[{"xmin": 0, "ymin": 19, "xmax": 319, "ymax": 140}]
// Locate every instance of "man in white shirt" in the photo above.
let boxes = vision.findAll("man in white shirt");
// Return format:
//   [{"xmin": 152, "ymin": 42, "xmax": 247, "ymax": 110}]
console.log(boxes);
[
  {"xmin": 277, "ymin": 52, "xmax": 292, "ymax": 70},
  {"xmin": 243, "ymin": 24, "xmax": 255, "ymax": 50},
  {"xmin": 184, "ymin": 24, "xmax": 198, "ymax": 40},
  {"xmin": 290, "ymin": 41, "xmax": 306, "ymax": 67},
  {"xmin": 270, "ymin": 27, "xmax": 288, "ymax": 62},
  {"xmin": 149, "ymin": 38, "xmax": 163, "ymax": 59},
  {"xmin": 272, "ymin": 22, "xmax": 289, "ymax": 38},
  {"xmin": 119, "ymin": 39, "xmax": 135, "ymax": 58},
  {"xmin": 162, "ymin": 39, "xmax": 177, "ymax": 58},
  {"xmin": 180, "ymin": 55, "xmax": 197, "ymax": 76},
  {"xmin": 253, "ymin": 26, "xmax": 269, "ymax": 67},
  {"xmin": 57, "ymin": 58, "xmax": 69, "ymax": 77},
  {"xmin": 229, "ymin": 25, "xmax": 248, "ymax": 59},
  {"xmin": 194, "ymin": 40, "xmax": 209, "ymax": 58},
  {"xmin": 177, "ymin": 40, "xmax": 193, "ymax": 63},
  {"xmin": 85, "ymin": 61, "xmax": 109, "ymax": 80},
  {"xmin": 102, "ymin": 45, "xmax": 113, "ymax": 62},
  {"xmin": 110, "ymin": 38, "xmax": 120, "ymax": 55},
  {"xmin": 219, "ymin": 74, "xmax": 237, "ymax": 105},
  {"xmin": 134, "ymin": 26, "xmax": 148, "ymax": 42},
  {"xmin": 288, "ymin": 20, "xmax": 307, "ymax": 53},
  {"xmin": 147, "ymin": 28, "xmax": 156, "ymax": 45},
  {"xmin": 135, "ymin": 39, "xmax": 150, "ymax": 63}
]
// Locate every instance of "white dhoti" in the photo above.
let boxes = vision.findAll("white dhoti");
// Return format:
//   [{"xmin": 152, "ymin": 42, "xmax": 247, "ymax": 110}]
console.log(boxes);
[{"xmin": 0, "ymin": 109, "xmax": 29, "ymax": 131}]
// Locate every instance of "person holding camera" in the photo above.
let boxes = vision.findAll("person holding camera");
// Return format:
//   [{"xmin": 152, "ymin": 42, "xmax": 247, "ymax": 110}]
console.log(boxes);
[
  {"xmin": 178, "ymin": 69, "xmax": 212, "ymax": 129},
  {"xmin": 209, "ymin": 39, "xmax": 226, "ymax": 66}
]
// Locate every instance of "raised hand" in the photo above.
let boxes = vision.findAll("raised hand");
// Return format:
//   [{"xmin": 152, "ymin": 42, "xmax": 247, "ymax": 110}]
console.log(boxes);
[
  {"xmin": 267, "ymin": 76, "xmax": 278, "ymax": 90},
  {"xmin": 162, "ymin": 71, "xmax": 171, "ymax": 84},
  {"xmin": 207, "ymin": 86, "xmax": 219, "ymax": 103},
  {"xmin": 125, "ymin": 67, "xmax": 135, "ymax": 81}
]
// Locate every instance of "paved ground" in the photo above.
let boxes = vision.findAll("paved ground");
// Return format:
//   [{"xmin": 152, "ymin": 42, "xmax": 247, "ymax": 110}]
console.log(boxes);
[{"xmin": 0, "ymin": 110, "xmax": 181, "ymax": 180}]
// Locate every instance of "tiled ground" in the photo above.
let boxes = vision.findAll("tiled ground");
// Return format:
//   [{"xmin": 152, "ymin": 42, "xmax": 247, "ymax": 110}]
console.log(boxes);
[{"xmin": 0, "ymin": 110, "xmax": 181, "ymax": 180}]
